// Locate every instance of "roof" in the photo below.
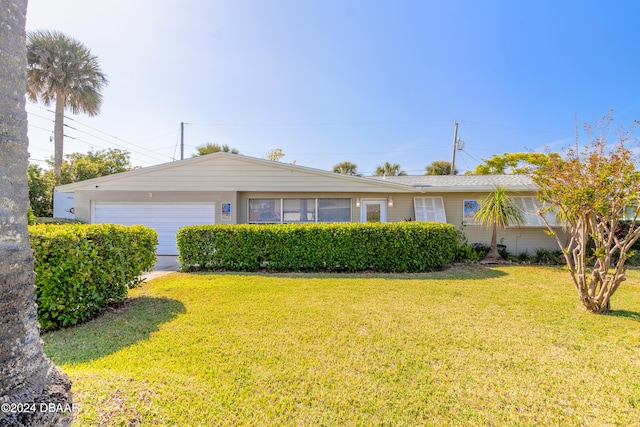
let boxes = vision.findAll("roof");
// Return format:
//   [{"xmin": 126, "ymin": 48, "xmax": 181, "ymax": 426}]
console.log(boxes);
[
  {"xmin": 369, "ymin": 174, "xmax": 537, "ymax": 192},
  {"xmin": 55, "ymin": 152, "xmax": 414, "ymax": 193},
  {"xmin": 55, "ymin": 152, "xmax": 538, "ymax": 194}
]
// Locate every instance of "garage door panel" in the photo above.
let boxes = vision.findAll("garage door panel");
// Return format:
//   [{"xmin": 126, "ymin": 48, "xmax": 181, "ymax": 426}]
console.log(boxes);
[{"xmin": 92, "ymin": 203, "xmax": 215, "ymax": 255}]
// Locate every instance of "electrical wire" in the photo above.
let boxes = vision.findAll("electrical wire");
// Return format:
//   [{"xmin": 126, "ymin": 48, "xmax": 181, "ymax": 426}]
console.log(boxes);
[
  {"xmin": 186, "ymin": 119, "xmax": 450, "ymax": 127},
  {"xmin": 27, "ymin": 103, "xmax": 176, "ymax": 165}
]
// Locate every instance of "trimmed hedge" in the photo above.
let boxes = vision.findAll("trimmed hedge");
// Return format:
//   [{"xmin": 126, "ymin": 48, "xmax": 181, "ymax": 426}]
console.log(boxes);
[
  {"xmin": 178, "ymin": 222, "xmax": 459, "ymax": 273},
  {"xmin": 29, "ymin": 223, "xmax": 158, "ymax": 330},
  {"xmin": 35, "ymin": 217, "xmax": 85, "ymax": 225}
]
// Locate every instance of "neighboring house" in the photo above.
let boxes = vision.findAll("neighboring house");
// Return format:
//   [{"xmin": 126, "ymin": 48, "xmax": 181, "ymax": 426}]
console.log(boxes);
[{"xmin": 55, "ymin": 152, "xmax": 564, "ymax": 255}]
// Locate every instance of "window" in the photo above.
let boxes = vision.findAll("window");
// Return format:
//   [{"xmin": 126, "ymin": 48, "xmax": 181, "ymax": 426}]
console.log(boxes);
[
  {"xmin": 318, "ymin": 198, "xmax": 351, "ymax": 222},
  {"xmin": 283, "ymin": 199, "xmax": 316, "ymax": 222},
  {"xmin": 511, "ymin": 196, "xmax": 560, "ymax": 227},
  {"xmin": 463, "ymin": 200, "xmax": 480, "ymax": 225},
  {"xmin": 622, "ymin": 206, "xmax": 639, "ymax": 221},
  {"xmin": 248, "ymin": 199, "xmax": 281, "ymax": 223},
  {"xmin": 248, "ymin": 198, "xmax": 351, "ymax": 223},
  {"xmin": 413, "ymin": 197, "xmax": 447, "ymax": 222}
]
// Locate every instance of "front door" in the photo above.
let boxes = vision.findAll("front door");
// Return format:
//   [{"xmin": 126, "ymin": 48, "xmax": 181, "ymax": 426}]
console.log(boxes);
[{"xmin": 360, "ymin": 199, "xmax": 387, "ymax": 223}]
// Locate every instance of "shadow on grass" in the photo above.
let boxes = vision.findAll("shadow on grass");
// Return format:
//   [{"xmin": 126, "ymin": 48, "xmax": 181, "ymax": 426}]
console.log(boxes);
[
  {"xmin": 42, "ymin": 296, "xmax": 185, "ymax": 365},
  {"xmin": 609, "ymin": 310, "xmax": 640, "ymax": 322},
  {"xmin": 188, "ymin": 264, "xmax": 509, "ymax": 281}
]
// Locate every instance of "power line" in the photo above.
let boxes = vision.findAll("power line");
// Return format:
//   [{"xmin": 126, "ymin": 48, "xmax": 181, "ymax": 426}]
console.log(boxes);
[
  {"xmin": 26, "ymin": 102, "xmax": 176, "ymax": 165},
  {"xmin": 460, "ymin": 120, "xmax": 567, "ymax": 135},
  {"xmin": 187, "ymin": 119, "xmax": 450, "ymax": 128},
  {"xmin": 63, "ymin": 123, "xmax": 171, "ymax": 164}
]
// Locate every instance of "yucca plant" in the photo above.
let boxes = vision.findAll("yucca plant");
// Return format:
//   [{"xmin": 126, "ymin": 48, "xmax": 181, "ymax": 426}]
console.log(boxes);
[{"xmin": 474, "ymin": 186, "xmax": 524, "ymax": 262}]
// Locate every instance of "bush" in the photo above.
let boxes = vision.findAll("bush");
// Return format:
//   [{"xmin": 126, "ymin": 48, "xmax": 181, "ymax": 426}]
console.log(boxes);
[
  {"xmin": 456, "ymin": 242, "xmax": 483, "ymax": 262},
  {"xmin": 517, "ymin": 250, "xmax": 531, "ymax": 263},
  {"xmin": 28, "ymin": 205, "xmax": 36, "ymax": 225},
  {"xmin": 498, "ymin": 247, "xmax": 510, "ymax": 260},
  {"xmin": 470, "ymin": 242, "xmax": 490, "ymax": 258},
  {"xmin": 533, "ymin": 248, "xmax": 562, "ymax": 265},
  {"xmin": 178, "ymin": 222, "xmax": 459, "ymax": 273},
  {"xmin": 29, "ymin": 223, "xmax": 158, "ymax": 330},
  {"xmin": 455, "ymin": 233, "xmax": 482, "ymax": 262},
  {"xmin": 35, "ymin": 217, "xmax": 85, "ymax": 224}
]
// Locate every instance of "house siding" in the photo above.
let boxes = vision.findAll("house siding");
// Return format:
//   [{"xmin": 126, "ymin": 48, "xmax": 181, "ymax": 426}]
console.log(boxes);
[
  {"xmin": 57, "ymin": 153, "xmax": 564, "ymax": 254},
  {"xmin": 438, "ymin": 191, "xmax": 564, "ymax": 253}
]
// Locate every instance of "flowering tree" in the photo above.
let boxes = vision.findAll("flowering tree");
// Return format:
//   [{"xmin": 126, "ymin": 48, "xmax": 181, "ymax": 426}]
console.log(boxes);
[{"xmin": 533, "ymin": 114, "xmax": 640, "ymax": 313}]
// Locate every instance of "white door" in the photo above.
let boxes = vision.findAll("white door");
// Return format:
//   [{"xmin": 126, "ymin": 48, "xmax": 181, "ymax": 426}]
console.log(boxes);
[
  {"xmin": 360, "ymin": 199, "xmax": 387, "ymax": 223},
  {"xmin": 92, "ymin": 203, "xmax": 215, "ymax": 255}
]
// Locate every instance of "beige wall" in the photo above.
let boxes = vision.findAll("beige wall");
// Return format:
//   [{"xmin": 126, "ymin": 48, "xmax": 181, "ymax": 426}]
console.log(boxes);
[
  {"xmin": 237, "ymin": 191, "xmax": 564, "ymax": 253},
  {"xmin": 74, "ymin": 189, "xmax": 563, "ymax": 254},
  {"xmin": 418, "ymin": 191, "xmax": 564, "ymax": 253}
]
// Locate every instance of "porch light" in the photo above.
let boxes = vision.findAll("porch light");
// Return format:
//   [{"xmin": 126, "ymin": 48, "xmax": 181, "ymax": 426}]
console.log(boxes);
[
  {"xmin": 355, "ymin": 197, "xmax": 361, "ymax": 207},
  {"xmin": 388, "ymin": 198, "xmax": 394, "ymax": 208}
]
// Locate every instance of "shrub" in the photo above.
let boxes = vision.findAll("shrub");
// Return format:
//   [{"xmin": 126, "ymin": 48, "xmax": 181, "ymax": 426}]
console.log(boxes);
[
  {"xmin": 29, "ymin": 223, "xmax": 158, "ymax": 330},
  {"xmin": 533, "ymin": 248, "xmax": 562, "ymax": 265},
  {"xmin": 517, "ymin": 250, "xmax": 531, "ymax": 263},
  {"xmin": 455, "ymin": 233, "xmax": 482, "ymax": 262},
  {"xmin": 178, "ymin": 222, "xmax": 459, "ymax": 273},
  {"xmin": 470, "ymin": 242, "xmax": 490, "ymax": 259},
  {"xmin": 498, "ymin": 247, "xmax": 510, "ymax": 260},
  {"xmin": 28, "ymin": 205, "xmax": 36, "ymax": 225},
  {"xmin": 35, "ymin": 217, "xmax": 85, "ymax": 224},
  {"xmin": 456, "ymin": 242, "xmax": 483, "ymax": 262}
]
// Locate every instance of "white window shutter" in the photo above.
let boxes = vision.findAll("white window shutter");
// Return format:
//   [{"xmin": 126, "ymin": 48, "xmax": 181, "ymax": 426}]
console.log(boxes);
[
  {"xmin": 414, "ymin": 197, "xmax": 447, "ymax": 223},
  {"xmin": 512, "ymin": 196, "xmax": 551, "ymax": 226}
]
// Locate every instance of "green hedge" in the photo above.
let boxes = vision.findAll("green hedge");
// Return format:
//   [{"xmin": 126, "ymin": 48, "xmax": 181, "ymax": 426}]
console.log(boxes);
[
  {"xmin": 177, "ymin": 222, "xmax": 459, "ymax": 273},
  {"xmin": 29, "ymin": 223, "xmax": 158, "ymax": 330},
  {"xmin": 34, "ymin": 217, "xmax": 85, "ymax": 225}
]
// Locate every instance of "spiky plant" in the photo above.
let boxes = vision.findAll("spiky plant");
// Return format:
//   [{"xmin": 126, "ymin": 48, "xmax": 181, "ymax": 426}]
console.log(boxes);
[{"xmin": 474, "ymin": 186, "xmax": 524, "ymax": 261}]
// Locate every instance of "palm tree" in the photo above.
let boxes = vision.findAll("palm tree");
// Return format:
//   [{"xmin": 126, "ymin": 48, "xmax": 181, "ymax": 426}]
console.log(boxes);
[
  {"xmin": 425, "ymin": 160, "xmax": 456, "ymax": 175},
  {"xmin": 192, "ymin": 143, "xmax": 239, "ymax": 157},
  {"xmin": 1, "ymin": 4, "xmax": 72, "ymax": 425},
  {"xmin": 474, "ymin": 186, "xmax": 524, "ymax": 261},
  {"xmin": 333, "ymin": 161, "xmax": 359, "ymax": 176},
  {"xmin": 27, "ymin": 30, "xmax": 108, "ymax": 183},
  {"xmin": 374, "ymin": 161, "xmax": 406, "ymax": 177}
]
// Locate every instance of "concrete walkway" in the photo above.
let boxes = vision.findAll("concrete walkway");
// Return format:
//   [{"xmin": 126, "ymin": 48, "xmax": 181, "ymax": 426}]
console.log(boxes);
[{"xmin": 140, "ymin": 255, "xmax": 180, "ymax": 281}]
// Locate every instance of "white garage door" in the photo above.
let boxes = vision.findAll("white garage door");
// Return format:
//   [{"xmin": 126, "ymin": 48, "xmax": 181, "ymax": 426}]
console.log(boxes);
[{"xmin": 92, "ymin": 203, "xmax": 215, "ymax": 255}]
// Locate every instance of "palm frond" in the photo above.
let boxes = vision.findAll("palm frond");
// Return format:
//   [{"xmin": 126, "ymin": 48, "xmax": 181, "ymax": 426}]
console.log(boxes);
[{"xmin": 474, "ymin": 186, "xmax": 524, "ymax": 228}]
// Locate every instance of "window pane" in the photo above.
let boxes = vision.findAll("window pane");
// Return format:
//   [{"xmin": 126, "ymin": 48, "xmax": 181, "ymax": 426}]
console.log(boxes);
[
  {"xmin": 318, "ymin": 198, "xmax": 351, "ymax": 222},
  {"xmin": 366, "ymin": 203, "xmax": 381, "ymax": 222},
  {"xmin": 623, "ymin": 206, "xmax": 637, "ymax": 220},
  {"xmin": 283, "ymin": 199, "xmax": 316, "ymax": 222},
  {"xmin": 248, "ymin": 199, "xmax": 281, "ymax": 223}
]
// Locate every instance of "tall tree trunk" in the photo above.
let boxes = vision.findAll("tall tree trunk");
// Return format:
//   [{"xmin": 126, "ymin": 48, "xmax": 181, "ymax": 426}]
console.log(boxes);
[
  {"xmin": 482, "ymin": 220, "xmax": 502, "ymax": 261},
  {"xmin": 0, "ymin": 1, "xmax": 72, "ymax": 426},
  {"xmin": 53, "ymin": 91, "xmax": 65, "ymax": 184}
]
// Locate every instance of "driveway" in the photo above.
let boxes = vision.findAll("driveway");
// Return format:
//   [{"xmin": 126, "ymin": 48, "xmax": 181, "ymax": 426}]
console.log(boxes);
[{"xmin": 140, "ymin": 255, "xmax": 180, "ymax": 281}]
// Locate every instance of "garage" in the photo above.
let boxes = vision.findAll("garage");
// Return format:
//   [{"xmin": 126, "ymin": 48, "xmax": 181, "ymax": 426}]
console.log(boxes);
[{"xmin": 92, "ymin": 203, "xmax": 215, "ymax": 255}]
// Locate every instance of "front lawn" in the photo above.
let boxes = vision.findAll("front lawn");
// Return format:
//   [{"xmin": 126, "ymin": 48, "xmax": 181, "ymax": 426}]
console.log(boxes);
[{"xmin": 43, "ymin": 266, "xmax": 640, "ymax": 426}]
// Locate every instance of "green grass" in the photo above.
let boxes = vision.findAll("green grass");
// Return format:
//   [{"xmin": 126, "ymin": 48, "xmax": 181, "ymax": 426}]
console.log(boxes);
[{"xmin": 42, "ymin": 266, "xmax": 640, "ymax": 426}]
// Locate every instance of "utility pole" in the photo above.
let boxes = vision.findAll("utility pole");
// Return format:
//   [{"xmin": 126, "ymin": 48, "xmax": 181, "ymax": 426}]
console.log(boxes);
[
  {"xmin": 180, "ymin": 122, "xmax": 185, "ymax": 160},
  {"xmin": 450, "ymin": 121, "xmax": 458, "ymax": 175}
]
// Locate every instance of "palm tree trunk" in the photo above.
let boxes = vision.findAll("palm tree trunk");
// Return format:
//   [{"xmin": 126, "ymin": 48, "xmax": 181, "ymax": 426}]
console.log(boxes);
[
  {"xmin": 483, "ymin": 220, "xmax": 502, "ymax": 261},
  {"xmin": 0, "ymin": 2, "xmax": 72, "ymax": 425},
  {"xmin": 53, "ymin": 91, "xmax": 65, "ymax": 184}
]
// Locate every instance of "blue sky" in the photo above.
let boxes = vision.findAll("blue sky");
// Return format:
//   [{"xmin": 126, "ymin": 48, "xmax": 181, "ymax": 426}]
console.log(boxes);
[{"xmin": 25, "ymin": 0, "xmax": 640, "ymax": 175}]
